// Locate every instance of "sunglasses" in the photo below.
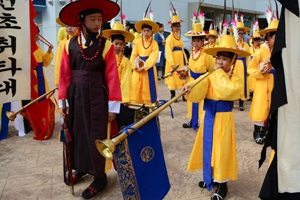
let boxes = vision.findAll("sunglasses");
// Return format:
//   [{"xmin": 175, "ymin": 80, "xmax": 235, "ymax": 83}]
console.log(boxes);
[{"xmin": 238, "ymin": 32, "xmax": 245, "ymax": 35}]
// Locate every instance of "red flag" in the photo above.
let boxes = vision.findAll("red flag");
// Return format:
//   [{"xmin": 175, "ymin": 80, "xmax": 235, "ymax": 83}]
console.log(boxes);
[{"xmin": 30, "ymin": 1, "xmax": 38, "ymax": 99}]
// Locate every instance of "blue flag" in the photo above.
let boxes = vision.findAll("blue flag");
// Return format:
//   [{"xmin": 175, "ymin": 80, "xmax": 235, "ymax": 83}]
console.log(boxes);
[{"xmin": 114, "ymin": 116, "xmax": 170, "ymax": 200}]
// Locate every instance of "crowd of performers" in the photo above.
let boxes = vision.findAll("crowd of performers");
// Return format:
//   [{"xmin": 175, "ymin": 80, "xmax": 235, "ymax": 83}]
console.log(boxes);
[{"xmin": 0, "ymin": 0, "xmax": 283, "ymax": 200}]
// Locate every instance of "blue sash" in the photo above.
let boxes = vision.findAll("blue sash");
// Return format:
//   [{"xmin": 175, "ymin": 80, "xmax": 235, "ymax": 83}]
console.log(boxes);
[
  {"xmin": 190, "ymin": 70, "xmax": 206, "ymax": 130},
  {"xmin": 203, "ymin": 99, "xmax": 233, "ymax": 191},
  {"xmin": 237, "ymin": 57, "xmax": 248, "ymax": 99},
  {"xmin": 173, "ymin": 47, "xmax": 186, "ymax": 65},
  {"xmin": 35, "ymin": 62, "xmax": 46, "ymax": 99},
  {"xmin": 269, "ymin": 69, "xmax": 276, "ymax": 79},
  {"xmin": 0, "ymin": 102, "xmax": 11, "ymax": 140},
  {"xmin": 140, "ymin": 56, "xmax": 157, "ymax": 103}
]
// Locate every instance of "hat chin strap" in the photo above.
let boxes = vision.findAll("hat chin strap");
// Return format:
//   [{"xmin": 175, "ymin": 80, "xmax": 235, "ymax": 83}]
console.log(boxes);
[{"xmin": 81, "ymin": 20, "xmax": 99, "ymax": 46}]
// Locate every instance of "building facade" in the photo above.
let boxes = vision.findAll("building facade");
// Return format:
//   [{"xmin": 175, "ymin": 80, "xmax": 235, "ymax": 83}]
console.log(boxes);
[{"xmin": 33, "ymin": 0, "xmax": 280, "ymax": 60}]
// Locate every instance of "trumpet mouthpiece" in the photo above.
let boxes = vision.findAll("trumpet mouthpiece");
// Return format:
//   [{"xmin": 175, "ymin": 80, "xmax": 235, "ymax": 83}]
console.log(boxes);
[{"xmin": 6, "ymin": 111, "xmax": 16, "ymax": 121}]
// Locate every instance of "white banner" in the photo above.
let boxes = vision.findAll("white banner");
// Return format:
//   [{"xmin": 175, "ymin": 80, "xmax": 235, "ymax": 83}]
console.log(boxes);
[{"xmin": 0, "ymin": 0, "xmax": 31, "ymax": 104}]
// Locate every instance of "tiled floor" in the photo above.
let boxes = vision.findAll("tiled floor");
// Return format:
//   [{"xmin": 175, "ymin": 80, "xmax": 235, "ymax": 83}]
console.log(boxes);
[{"xmin": 0, "ymin": 67, "xmax": 269, "ymax": 199}]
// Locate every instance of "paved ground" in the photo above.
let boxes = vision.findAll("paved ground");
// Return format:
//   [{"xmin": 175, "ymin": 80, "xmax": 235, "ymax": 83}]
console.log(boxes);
[{"xmin": 0, "ymin": 66, "xmax": 270, "ymax": 200}]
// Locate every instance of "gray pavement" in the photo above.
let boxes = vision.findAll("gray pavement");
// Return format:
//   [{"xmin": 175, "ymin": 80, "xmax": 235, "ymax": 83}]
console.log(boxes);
[{"xmin": 0, "ymin": 66, "xmax": 270, "ymax": 200}]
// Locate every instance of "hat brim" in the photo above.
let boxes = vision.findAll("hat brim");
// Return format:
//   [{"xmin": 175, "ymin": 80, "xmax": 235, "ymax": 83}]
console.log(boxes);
[
  {"xmin": 228, "ymin": 27, "xmax": 251, "ymax": 32},
  {"xmin": 206, "ymin": 34, "xmax": 218, "ymax": 38},
  {"xmin": 59, "ymin": 0, "xmax": 119, "ymax": 27},
  {"xmin": 56, "ymin": 17, "xmax": 65, "ymax": 27},
  {"xmin": 258, "ymin": 28, "xmax": 277, "ymax": 35},
  {"xmin": 167, "ymin": 20, "xmax": 184, "ymax": 24},
  {"xmin": 184, "ymin": 32, "xmax": 206, "ymax": 37},
  {"xmin": 135, "ymin": 20, "xmax": 159, "ymax": 34},
  {"xmin": 102, "ymin": 29, "xmax": 135, "ymax": 42},
  {"xmin": 203, "ymin": 47, "xmax": 251, "ymax": 58}
]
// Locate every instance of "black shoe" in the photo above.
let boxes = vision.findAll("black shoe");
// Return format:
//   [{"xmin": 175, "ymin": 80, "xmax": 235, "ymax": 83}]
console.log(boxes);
[
  {"xmin": 253, "ymin": 125, "xmax": 267, "ymax": 145},
  {"xmin": 238, "ymin": 99, "xmax": 244, "ymax": 111},
  {"xmin": 198, "ymin": 181, "xmax": 218, "ymax": 188},
  {"xmin": 211, "ymin": 183, "xmax": 228, "ymax": 200},
  {"xmin": 81, "ymin": 175, "xmax": 107, "ymax": 199},
  {"xmin": 65, "ymin": 171, "xmax": 86, "ymax": 186},
  {"xmin": 182, "ymin": 122, "xmax": 192, "ymax": 128}
]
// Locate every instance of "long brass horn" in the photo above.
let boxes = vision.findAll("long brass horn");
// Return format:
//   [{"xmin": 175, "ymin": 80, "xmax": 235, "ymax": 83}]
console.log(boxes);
[
  {"xmin": 95, "ymin": 72, "xmax": 212, "ymax": 160},
  {"xmin": 6, "ymin": 88, "xmax": 57, "ymax": 121}
]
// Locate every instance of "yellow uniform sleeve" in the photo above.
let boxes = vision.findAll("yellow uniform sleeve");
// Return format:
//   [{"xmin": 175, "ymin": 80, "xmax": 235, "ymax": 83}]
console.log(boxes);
[{"xmin": 118, "ymin": 56, "xmax": 132, "ymax": 103}]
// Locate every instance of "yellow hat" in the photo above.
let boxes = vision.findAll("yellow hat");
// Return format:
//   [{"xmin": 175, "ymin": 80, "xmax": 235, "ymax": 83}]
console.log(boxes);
[
  {"xmin": 102, "ymin": 22, "xmax": 135, "ymax": 42},
  {"xmin": 204, "ymin": 35, "xmax": 251, "ymax": 58},
  {"xmin": 258, "ymin": 19, "xmax": 279, "ymax": 35},
  {"xmin": 250, "ymin": 31, "xmax": 263, "ymax": 39},
  {"xmin": 168, "ymin": 14, "xmax": 184, "ymax": 24},
  {"xmin": 229, "ymin": 21, "xmax": 250, "ymax": 32},
  {"xmin": 185, "ymin": 23, "xmax": 206, "ymax": 37},
  {"xmin": 56, "ymin": 17, "xmax": 65, "ymax": 27},
  {"xmin": 135, "ymin": 18, "xmax": 159, "ymax": 34},
  {"xmin": 206, "ymin": 29, "xmax": 218, "ymax": 38}
]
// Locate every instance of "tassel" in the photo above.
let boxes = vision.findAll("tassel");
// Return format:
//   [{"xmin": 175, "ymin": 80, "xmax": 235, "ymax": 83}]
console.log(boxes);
[
  {"xmin": 252, "ymin": 20, "xmax": 259, "ymax": 33},
  {"xmin": 192, "ymin": 11, "xmax": 196, "ymax": 25},
  {"xmin": 199, "ymin": 12, "xmax": 205, "ymax": 29},
  {"xmin": 266, "ymin": 8, "xmax": 272, "ymax": 27},
  {"xmin": 110, "ymin": 17, "xmax": 115, "ymax": 29},
  {"xmin": 232, "ymin": 19, "xmax": 238, "ymax": 42},
  {"xmin": 150, "ymin": 10, "xmax": 154, "ymax": 21},
  {"xmin": 209, "ymin": 22, "xmax": 213, "ymax": 31},
  {"xmin": 222, "ymin": 20, "xmax": 228, "ymax": 36},
  {"xmin": 122, "ymin": 14, "xmax": 126, "ymax": 30},
  {"xmin": 240, "ymin": 14, "xmax": 244, "ymax": 23},
  {"xmin": 235, "ymin": 13, "xmax": 238, "ymax": 22}
]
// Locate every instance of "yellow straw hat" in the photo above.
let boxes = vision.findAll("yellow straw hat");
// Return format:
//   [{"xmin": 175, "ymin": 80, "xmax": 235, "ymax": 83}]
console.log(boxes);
[
  {"xmin": 56, "ymin": 17, "xmax": 65, "ymax": 27},
  {"xmin": 229, "ymin": 21, "xmax": 250, "ymax": 32},
  {"xmin": 206, "ymin": 29, "xmax": 218, "ymax": 38},
  {"xmin": 135, "ymin": 18, "xmax": 159, "ymax": 34},
  {"xmin": 102, "ymin": 22, "xmax": 134, "ymax": 42},
  {"xmin": 204, "ymin": 35, "xmax": 251, "ymax": 58},
  {"xmin": 250, "ymin": 31, "xmax": 263, "ymax": 39},
  {"xmin": 185, "ymin": 23, "xmax": 206, "ymax": 37},
  {"xmin": 168, "ymin": 14, "xmax": 184, "ymax": 24},
  {"xmin": 258, "ymin": 19, "xmax": 279, "ymax": 34}
]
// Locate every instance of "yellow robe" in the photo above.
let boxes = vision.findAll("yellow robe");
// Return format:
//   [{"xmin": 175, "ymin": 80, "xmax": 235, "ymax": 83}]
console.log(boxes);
[
  {"xmin": 248, "ymin": 44, "xmax": 274, "ymax": 122},
  {"xmin": 57, "ymin": 27, "xmax": 67, "ymax": 43},
  {"xmin": 233, "ymin": 60, "xmax": 248, "ymax": 100},
  {"xmin": 235, "ymin": 40, "xmax": 251, "ymax": 100},
  {"xmin": 33, "ymin": 44, "xmax": 54, "ymax": 94},
  {"xmin": 117, "ymin": 55, "xmax": 132, "ymax": 103},
  {"xmin": 186, "ymin": 52, "xmax": 214, "ymax": 123},
  {"xmin": 248, "ymin": 46, "xmax": 260, "ymax": 91},
  {"xmin": 186, "ymin": 69, "xmax": 242, "ymax": 182},
  {"xmin": 164, "ymin": 33, "xmax": 187, "ymax": 90},
  {"xmin": 130, "ymin": 38, "xmax": 159, "ymax": 105}
]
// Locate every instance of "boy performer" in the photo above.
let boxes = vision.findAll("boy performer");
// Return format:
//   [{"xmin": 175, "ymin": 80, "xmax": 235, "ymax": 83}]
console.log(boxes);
[
  {"xmin": 248, "ymin": 18, "xmax": 278, "ymax": 145},
  {"xmin": 102, "ymin": 19, "xmax": 135, "ymax": 129},
  {"xmin": 58, "ymin": 1, "xmax": 122, "ymax": 199},
  {"xmin": 130, "ymin": 12, "xmax": 159, "ymax": 105},
  {"xmin": 229, "ymin": 16, "xmax": 251, "ymax": 111},
  {"xmin": 165, "ymin": 7, "xmax": 187, "ymax": 100},
  {"xmin": 182, "ymin": 13, "xmax": 213, "ymax": 129},
  {"xmin": 183, "ymin": 35, "xmax": 250, "ymax": 200}
]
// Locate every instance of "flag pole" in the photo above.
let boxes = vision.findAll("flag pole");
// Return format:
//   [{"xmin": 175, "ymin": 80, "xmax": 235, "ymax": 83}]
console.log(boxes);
[
  {"xmin": 95, "ymin": 72, "xmax": 212, "ymax": 159},
  {"xmin": 6, "ymin": 88, "xmax": 57, "ymax": 121}
]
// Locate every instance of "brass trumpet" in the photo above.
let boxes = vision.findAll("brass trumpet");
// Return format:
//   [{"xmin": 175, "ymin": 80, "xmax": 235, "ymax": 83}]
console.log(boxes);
[
  {"xmin": 6, "ymin": 88, "xmax": 57, "ymax": 121},
  {"xmin": 126, "ymin": 101, "xmax": 159, "ymax": 110},
  {"xmin": 95, "ymin": 72, "xmax": 212, "ymax": 160}
]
